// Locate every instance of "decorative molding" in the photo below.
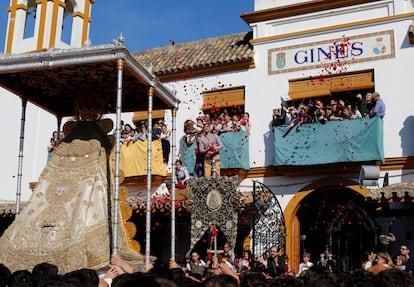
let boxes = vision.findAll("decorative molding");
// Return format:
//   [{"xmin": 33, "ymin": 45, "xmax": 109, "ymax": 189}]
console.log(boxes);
[
  {"xmin": 250, "ymin": 13, "xmax": 414, "ymax": 45},
  {"xmin": 240, "ymin": 0, "xmax": 380, "ymax": 24},
  {"xmin": 157, "ymin": 60, "xmax": 254, "ymax": 82}
]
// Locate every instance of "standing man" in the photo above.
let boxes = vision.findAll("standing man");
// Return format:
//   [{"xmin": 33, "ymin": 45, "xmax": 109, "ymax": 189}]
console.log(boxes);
[
  {"xmin": 186, "ymin": 251, "xmax": 206, "ymax": 279},
  {"xmin": 370, "ymin": 91, "xmax": 386, "ymax": 119},
  {"xmin": 199, "ymin": 124, "xmax": 223, "ymax": 177},
  {"xmin": 400, "ymin": 243, "xmax": 414, "ymax": 274}
]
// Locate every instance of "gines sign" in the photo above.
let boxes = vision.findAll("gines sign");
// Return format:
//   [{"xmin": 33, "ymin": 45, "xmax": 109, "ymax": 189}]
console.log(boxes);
[{"xmin": 268, "ymin": 30, "xmax": 395, "ymax": 74}]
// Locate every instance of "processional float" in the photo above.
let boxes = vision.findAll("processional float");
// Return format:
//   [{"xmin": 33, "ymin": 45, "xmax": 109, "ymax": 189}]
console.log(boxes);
[{"xmin": 0, "ymin": 39, "xmax": 180, "ymax": 272}]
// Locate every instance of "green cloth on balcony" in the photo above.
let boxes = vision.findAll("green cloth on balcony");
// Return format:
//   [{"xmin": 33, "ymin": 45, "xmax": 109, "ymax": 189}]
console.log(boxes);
[
  {"xmin": 273, "ymin": 117, "xmax": 384, "ymax": 166},
  {"xmin": 181, "ymin": 137, "xmax": 197, "ymax": 174},
  {"xmin": 220, "ymin": 130, "xmax": 250, "ymax": 170}
]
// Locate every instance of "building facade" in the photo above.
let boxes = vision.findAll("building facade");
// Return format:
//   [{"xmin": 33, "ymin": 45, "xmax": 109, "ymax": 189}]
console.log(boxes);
[{"xmin": 1, "ymin": 0, "xmax": 414, "ymax": 273}]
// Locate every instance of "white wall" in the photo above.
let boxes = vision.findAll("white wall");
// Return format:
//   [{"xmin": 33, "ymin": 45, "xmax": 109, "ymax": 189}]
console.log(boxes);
[
  {"xmin": 2, "ymin": 0, "xmax": 413, "ymax": 203},
  {"xmin": 0, "ymin": 86, "xmax": 137, "ymax": 202},
  {"xmin": 0, "ymin": 87, "xmax": 56, "ymax": 202}
]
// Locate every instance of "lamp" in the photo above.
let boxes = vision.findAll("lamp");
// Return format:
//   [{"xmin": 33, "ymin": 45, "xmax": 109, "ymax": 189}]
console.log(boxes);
[{"xmin": 359, "ymin": 165, "xmax": 380, "ymax": 187}]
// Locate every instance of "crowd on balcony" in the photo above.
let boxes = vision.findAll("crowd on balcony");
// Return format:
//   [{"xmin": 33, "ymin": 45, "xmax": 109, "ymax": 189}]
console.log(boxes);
[
  {"xmin": 45, "ymin": 108, "xmax": 252, "ymax": 183},
  {"xmin": 119, "ymin": 120, "xmax": 171, "ymax": 164},
  {"xmin": 272, "ymin": 92, "xmax": 386, "ymax": 135},
  {"xmin": 180, "ymin": 110, "xmax": 251, "ymax": 181}
]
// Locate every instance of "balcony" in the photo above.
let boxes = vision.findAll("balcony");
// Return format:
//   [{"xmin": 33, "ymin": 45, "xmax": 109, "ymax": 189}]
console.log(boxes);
[
  {"xmin": 181, "ymin": 130, "xmax": 250, "ymax": 174},
  {"xmin": 119, "ymin": 129, "xmax": 250, "ymax": 181},
  {"xmin": 273, "ymin": 117, "xmax": 384, "ymax": 166}
]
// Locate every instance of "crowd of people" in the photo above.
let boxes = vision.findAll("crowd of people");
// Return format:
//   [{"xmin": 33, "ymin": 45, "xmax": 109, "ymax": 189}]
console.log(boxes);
[
  {"xmin": 47, "ymin": 109, "xmax": 252, "ymax": 181},
  {"xmin": 46, "ymin": 107, "xmax": 253, "ymax": 185},
  {"xmin": 119, "ymin": 120, "xmax": 171, "ymax": 164},
  {"xmin": 2, "ymin": 242, "xmax": 413, "ymax": 287},
  {"xmin": 272, "ymin": 92, "xmax": 386, "ymax": 135},
  {"xmin": 181, "ymin": 111, "xmax": 251, "ymax": 179}
]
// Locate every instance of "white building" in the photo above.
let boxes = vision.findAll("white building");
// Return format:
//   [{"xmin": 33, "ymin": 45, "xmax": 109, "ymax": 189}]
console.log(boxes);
[{"xmin": 1, "ymin": 0, "xmax": 414, "ymax": 272}]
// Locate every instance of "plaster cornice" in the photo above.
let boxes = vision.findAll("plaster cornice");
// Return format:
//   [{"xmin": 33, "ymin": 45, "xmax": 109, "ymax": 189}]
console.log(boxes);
[{"xmin": 240, "ymin": 0, "xmax": 382, "ymax": 24}]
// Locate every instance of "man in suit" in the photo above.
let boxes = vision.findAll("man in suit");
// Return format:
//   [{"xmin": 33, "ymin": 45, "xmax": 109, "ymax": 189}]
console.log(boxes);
[{"xmin": 400, "ymin": 243, "xmax": 414, "ymax": 275}]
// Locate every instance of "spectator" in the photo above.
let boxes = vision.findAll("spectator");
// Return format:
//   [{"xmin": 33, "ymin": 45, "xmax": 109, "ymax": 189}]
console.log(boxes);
[
  {"xmin": 214, "ymin": 115, "xmax": 224, "ymax": 133},
  {"xmin": 194, "ymin": 134, "xmax": 204, "ymax": 178},
  {"xmin": 285, "ymin": 107, "xmax": 312, "ymax": 132},
  {"xmin": 222, "ymin": 242, "xmax": 237, "ymax": 271},
  {"xmin": 329, "ymin": 104, "xmax": 344, "ymax": 121},
  {"xmin": 198, "ymin": 124, "xmax": 223, "ymax": 177},
  {"xmin": 395, "ymin": 254, "xmax": 407, "ymax": 271},
  {"xmin": 195, "ymin": 117, "xmax": 205, "ymax": 134},
  {"xmin": 400, "ymin": 243, "xmax": 414, "ymax": 274},
  {"xmin": 272, "ymin": 108, "xmax": 285, "ymax": 127},
  {"xmin": 285, "ymin": 106, "xmax": 297, "ymax": 125},
  {"xmin": 152, "ymin": 121, "xmax": 162, "ymax": 140},
  {"xmin": 183, "ymin": 119, "xmax": 197, "ymax": 147},
  {"xmin": 203, "ymin": 274, "xmax": 238, "ymax": 287},
  {"xmin": 342, "ymin": 269, "xmax": 375, "ymax": 287},
  {"xmin": 223, "ymin": 242, "xmax": 236, "ymax": 264},
  {"xmin": 375, "ymin": 268, "xmax": 414, "ymax": 287},
  {"xmin": 166, "ymin": 160, "xmax": 190, "ymax": 189},
  {"xmin": 232, "ymin": 114, "xmax": 241, "ymax": 132},
  {"xmin": 350, "ymin": 104, "xmax": 362, "ymax": 119},
  {"xmin": 221, "ymin": 113, "xmax": 233, "ymax": 132},
  {"xmin": 313, "ymin": 100, "xmax": 326, "ymax": 123},
  {"xmin": 298, "ymin": 252, "xmax": 314, "ymax": 276},
  {"xmin": 123, "ymin": 123, "xmax": 133, "ymax": 136},
  {"xmin": 342, "ymin": 106, "xmax": 351, "ymax": 120},
  {"xmin": 160, "ymin": 124, "xmax": 171, "ymax": 164},
  {"xmin": 366, "ymin": 252, "xmax": 394, "ymax": 275},
  {"xmin": 240, "ymin": 112, "xmax": 252, "ymax": 133},
  {"xmin": 258, "ymin": 246, "xmax": 286, "ymax": 278},
  {"xmin": 359, "ymin": 92, "xmax": 373, "ymax": 117},
  {"xmin": 370, "ymin": 92, "xmax": 386, "ymax": 119},
  {"xmin": 32, "ymin": 262, "xmax": 58, "ymax": 287},
  {"xmin": 186, "ymin": 251, "xmax": 206, "ymax": 279},
  {"xmin": 362, "ymin": 250, "xmax": 377, "ymax": 270},
  {"xmin": 136, "ymin": 126, "xmax": 148, "ymax": 141},
  {"xmin": 238, "ymin": 251, "xmax": 252, "ymax": 272},
  {"xmin": 0, "ymin": 264, "xmax": 11, "ymax": 287},
  {"xmin": 8, "ymin": 270, "xmax": 34, "ymax": 287},
  {"xmin": 47, "ymin": 131, "xmax": 58, "ymax": 161}
]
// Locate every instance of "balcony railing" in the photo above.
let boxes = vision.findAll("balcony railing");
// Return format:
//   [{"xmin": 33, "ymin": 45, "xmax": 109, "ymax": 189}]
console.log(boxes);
[
  {"xmin": 273, "ymin": 117, "xmax": 384, "ymax": 166},
  {"xmin": 120, "ymin": 139, "xmax": 167, "ymax": 177},
  {"xmin": 181, "ymin": 130, "xmax": 250, "ymax": 175},
  {"xmin": 119, "ymin": 130, "xmax": 250, "ymax": 178}
]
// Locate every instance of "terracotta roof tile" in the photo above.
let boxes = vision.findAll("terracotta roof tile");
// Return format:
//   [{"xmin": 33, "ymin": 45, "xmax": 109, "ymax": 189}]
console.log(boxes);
[{"xmin": 132, "ymin": 32, "xmax": 254, "ymax": 77}]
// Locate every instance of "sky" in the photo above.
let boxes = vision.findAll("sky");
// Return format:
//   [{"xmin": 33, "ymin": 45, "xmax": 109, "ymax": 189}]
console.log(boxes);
[{"xmin": 0, "ymin": 1, "xmax": 254, "ymax": 53}]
